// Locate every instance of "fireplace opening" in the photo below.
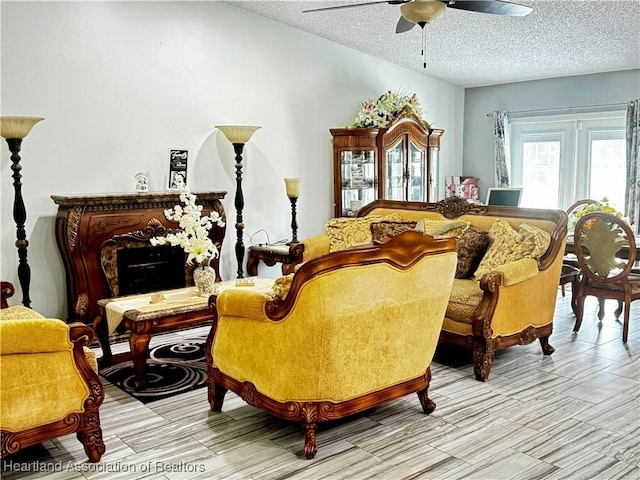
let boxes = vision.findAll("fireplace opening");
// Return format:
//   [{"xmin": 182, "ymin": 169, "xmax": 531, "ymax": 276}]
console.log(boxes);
[{"xmin": 117, "ymin": 245, "xmax": 186, "ymax": 296}]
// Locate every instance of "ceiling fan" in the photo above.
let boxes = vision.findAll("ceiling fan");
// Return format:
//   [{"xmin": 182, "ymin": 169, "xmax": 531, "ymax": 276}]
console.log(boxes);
[
  {"xmin": 304, "ymin": 0, "xmax": 532, "ymax": 68},
  {"xmin": 304, "ymin": 0, "xmax": 533, "ymax": 34}
]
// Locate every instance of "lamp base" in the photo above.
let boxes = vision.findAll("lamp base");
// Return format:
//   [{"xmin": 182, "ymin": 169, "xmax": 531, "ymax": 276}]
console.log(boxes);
[{"xmin": 289, "ymin": 197, "xmax": 298, "ymax": 245}]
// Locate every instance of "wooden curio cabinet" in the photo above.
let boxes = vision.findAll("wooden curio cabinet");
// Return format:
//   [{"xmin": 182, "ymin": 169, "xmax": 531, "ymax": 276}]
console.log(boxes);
[{"xmin": 331, "ymin": 110, "xmax": 444, "ymax": 217}]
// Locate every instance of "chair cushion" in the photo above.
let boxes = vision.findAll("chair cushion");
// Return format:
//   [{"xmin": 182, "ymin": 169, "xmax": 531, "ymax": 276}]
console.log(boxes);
[
  {"xmin": 455, "ymin": 226, "xmax": 490, "ymax": 279},
  {"xmin": 0, "ymin": 305, "xmax": 45, "ymax": 321},
  {"xmin": 370, "ymin": 221, "xmax": 417, "ymax": 244},
  {"xmin": 325, "ymin": 214, "xmax": 402, "ymax": 252},
  {"xmin": 473, "ymin": 219, "xmax": 550, "ymax": 279},
  {"xmin": 445, "ymin": 279, "xmax": 483, "ymax": 324}
]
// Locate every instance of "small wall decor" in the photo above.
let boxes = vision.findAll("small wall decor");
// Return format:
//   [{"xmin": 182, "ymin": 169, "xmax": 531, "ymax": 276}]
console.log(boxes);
[
  {"xmin": 168, "ymin": 149, "xmax": 188, "ymax": 189},
  {"xmin": 135, "ymin": 172, "xmax": 149, "ymax": 192}
]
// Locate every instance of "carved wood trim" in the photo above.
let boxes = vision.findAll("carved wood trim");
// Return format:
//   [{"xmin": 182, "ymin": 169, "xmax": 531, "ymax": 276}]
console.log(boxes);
[
  {"xmin": 207, "ymin": 366, "xmax": 433, "ymax": 458},
  {"xmin": 1, "ymin": 281, "xmax": 15, "ymax": 309},
  {"xmin": 67, "ymin": 206, "xmax": 82, "ymax": 252}
]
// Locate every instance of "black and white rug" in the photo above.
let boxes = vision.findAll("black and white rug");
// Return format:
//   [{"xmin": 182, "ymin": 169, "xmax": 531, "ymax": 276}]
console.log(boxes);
[{"xmin": 99, "ymin": 336, "xmax": 208, "ymax": 404}]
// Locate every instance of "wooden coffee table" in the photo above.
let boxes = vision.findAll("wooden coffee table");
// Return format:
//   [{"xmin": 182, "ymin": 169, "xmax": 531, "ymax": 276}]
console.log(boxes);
[{"xmin": 94, "ymin": 278, "xmax": 273, "ymax": 390}]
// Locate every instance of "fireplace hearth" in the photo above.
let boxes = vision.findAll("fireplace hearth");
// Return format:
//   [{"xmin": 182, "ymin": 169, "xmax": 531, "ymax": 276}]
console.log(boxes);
[{"xmin": 52, "ymin": 191, "xmax": 226, "ymax": 323}]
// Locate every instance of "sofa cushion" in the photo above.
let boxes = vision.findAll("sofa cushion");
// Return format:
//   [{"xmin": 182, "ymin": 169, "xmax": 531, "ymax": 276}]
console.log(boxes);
[
  {"xmin": 455, "ymin": 226, "xmax": 490, "ymax": 279},
  {"xmin": 473, "ymin": 219, "xmax": 551, "ymax": 279},
  {"xmin": 325, "ymin": 214, "xmax": 402, "ymax": 252},
  {"xmin": 415, "ymin": 218, "xmax": 470, "ymax": 238},
  {"xmin": 445, "ymin": 279, "xmax": 483, "ymax": 324},
  {"xmin": 370, "ymin": 221, "xmax": 417, "ymax": 244}
]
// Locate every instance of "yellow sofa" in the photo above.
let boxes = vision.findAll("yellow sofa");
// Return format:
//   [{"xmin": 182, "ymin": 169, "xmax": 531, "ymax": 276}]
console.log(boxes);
[
  {"xmin": 0, "ymin": 281, "xmax": 105, "ymax": 462},
  {"xmin": 207, "ymin": 231, "xmax": 458, "ymax": 458},
  {"xmin": 289, "ymin": 197, "xmax": 568, "ymax": 381}
]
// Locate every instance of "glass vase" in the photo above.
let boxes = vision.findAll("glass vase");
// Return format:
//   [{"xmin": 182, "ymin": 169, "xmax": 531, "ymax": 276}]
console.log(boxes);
[{"xmin": 193, "ymin": 264, "xmax": 216, "ymax": 296}]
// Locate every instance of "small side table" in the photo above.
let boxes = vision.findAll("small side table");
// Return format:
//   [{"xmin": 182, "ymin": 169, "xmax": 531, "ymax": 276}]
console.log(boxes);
[{"xmin": 246, "ymin": 243, "xmax": 302, "ymax": 276}]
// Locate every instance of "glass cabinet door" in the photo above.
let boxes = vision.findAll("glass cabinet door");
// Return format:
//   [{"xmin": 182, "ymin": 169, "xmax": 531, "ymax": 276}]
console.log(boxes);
[
  {"xmin": 408, "ymin": 140, "xmax": 425, "ymax": 201},
  {"xmin": 386, "ymin": 140, "xmax": 404, "ymax": 200},
  {"xmin": 341, "ymin": 150, "xmax": 376, "ymax": 216}
]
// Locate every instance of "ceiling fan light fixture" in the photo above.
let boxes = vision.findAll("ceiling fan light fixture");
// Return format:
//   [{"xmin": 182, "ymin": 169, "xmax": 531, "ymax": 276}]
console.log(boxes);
[{"xmin": 400, "ymin": 0, "xmax": 447, "ymax": 24}]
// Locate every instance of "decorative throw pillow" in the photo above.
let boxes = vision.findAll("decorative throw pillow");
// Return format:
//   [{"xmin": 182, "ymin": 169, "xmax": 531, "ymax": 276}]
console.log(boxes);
[
  {"xmin": 370, "ymin": 221, "xmax": 418, "ymax": 244},
  {"xmin": 271, "ymin": 273, "xmax": 295, "ymax": 300},
  {"xmin": 473, "ymin": 219, "xmax": 551, "ymax": 279},
  {"xmin": 455, "ymin": 226, "xmax": 490, "ymax": 279},
  {"xmin": 511, "ymin": 223, "xmax": 551, "ymax": 261},
  {"xmin": 473, "ymin": 219, "xmax": 520, "ymax": 279},
  {"xmin": 325, "ymin": 214, "xmax": 402, "ymax": 252},
  {"xmin": 415, "ymin": 218, "xmax": 470, "ymax": 238}
]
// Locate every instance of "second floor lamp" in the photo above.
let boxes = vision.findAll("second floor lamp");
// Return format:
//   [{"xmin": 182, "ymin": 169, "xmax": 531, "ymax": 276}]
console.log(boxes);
[{"xmin": 216, "ymin": 125, "xmax": 261, "ymax": 278}]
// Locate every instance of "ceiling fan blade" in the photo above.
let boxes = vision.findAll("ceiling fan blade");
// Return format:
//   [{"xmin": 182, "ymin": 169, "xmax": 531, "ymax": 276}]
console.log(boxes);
[
  {"xmin": 303, "ymin": 1, "xmax": 406, "ymax": 13},
  {"xmin": 440, "ymin": 0, "xmax": 533, "ymax": 16},
  {"xmin": 396, "ymin": 15, "xmax": 416, "ymax": 33}
]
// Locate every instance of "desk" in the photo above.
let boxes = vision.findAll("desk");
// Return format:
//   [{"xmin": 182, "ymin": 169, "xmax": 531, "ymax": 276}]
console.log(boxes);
[
  {"xmin": 94, "ymin": 279, "xmax": 273, "ymax": 390},
  {"xmin": 246, "ymin": 244, "xmax": 301, "ymax": 276}
]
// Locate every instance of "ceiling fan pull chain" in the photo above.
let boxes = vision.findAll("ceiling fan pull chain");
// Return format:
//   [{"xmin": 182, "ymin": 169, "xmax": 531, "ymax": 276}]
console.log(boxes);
[{"xmin": 422, "ymin": 26, "xmax": 427, "ymax": 69}]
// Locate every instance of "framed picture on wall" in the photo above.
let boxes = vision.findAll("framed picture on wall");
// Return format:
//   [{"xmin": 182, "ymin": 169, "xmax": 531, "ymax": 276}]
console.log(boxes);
[{"xmin": 168, "ymin": 149, "xmax": 188, "ymax": 189}]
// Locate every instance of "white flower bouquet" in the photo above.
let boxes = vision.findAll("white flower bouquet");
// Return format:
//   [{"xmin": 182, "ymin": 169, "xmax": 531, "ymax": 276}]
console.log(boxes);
[{"xmin": 151, "ymin": 186, "xmax": 225, "ymax": 265}]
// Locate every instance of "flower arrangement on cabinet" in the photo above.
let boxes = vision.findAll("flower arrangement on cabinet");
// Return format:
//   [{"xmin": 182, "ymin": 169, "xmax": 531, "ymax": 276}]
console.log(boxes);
[
  {"xmin": 150, "ymin": 185, "xmax": 225, "ymax": 266},
  {"xmin": 350, "ymin": 90, "xmax": 430, "ymax": 129}
]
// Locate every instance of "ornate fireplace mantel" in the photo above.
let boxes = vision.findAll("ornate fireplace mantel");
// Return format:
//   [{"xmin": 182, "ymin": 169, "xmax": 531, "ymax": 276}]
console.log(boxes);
[{"xmin": 51, "ymin": 191, "xmax": 227, "ymax": 323}]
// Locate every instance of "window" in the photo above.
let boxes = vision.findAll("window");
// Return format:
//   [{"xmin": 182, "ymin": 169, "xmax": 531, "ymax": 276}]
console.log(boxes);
[{"xmin": 510, "ymin": 111, "xmax": 626, "ymax": 211}]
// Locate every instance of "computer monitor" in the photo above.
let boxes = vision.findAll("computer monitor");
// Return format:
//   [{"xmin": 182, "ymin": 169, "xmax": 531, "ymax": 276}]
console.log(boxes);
[{"xmin": 486, "ymin": 187, "xmax": 523, "ymax": 207}]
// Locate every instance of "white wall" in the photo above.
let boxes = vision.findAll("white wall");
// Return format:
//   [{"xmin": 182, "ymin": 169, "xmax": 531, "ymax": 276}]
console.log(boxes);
[
  {"xmin": 462, "ymin": 69, "xmax": 640, "ymax": 198},
  {"xmin": 0, "ymin": 1, "xmax": 464, "ymax": 317}
]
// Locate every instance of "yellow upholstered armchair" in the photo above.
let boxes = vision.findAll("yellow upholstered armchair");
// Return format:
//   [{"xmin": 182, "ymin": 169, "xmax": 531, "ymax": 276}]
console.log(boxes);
[
  {"xmin": 0, "ymin": 281, "xmax": 105, "ymax": 462},
  {"xmin": 206, "ymin": 231, "xmax": 457, "ymax": 458}
]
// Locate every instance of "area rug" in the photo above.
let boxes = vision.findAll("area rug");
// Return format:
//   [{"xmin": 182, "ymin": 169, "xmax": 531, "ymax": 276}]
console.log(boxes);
[{"xmin": 99, "ymin": 336, "xmax": 208, "ymax": 404}]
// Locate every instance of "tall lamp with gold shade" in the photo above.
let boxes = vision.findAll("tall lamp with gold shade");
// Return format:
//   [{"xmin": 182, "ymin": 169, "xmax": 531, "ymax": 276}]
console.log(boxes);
[
  {"xmin": 215, "ymin": 125, "xmax": 261, "ymax": 278},
  {"xmin": 1, "ymin": 116, "xmax": 44, "ymax": 308}
]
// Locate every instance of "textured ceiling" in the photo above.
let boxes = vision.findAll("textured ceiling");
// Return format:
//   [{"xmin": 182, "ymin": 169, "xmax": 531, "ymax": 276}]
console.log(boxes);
[{"xmin": 228, "ymin": 0, "xmax": 640, "ymax": 87}]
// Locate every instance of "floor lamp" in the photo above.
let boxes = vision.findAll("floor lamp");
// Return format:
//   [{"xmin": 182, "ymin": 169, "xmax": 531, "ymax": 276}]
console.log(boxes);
[
  {"xmin": 1, "ymin": 116, "xmax": 44, "ymax": 308},
  {"xmin": 216, "ymin": 125, "xmax": 261, "ymax": 278}
]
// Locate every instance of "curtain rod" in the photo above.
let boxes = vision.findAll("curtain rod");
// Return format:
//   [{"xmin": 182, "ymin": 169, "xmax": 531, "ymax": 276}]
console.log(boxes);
[{"xmin": 486, "ymin": 102, "xmax": 627, "ymax": 117}]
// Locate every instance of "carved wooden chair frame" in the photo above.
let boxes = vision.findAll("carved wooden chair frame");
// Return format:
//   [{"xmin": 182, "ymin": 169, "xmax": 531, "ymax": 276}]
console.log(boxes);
[
  {"xmin": 572, "ymin": 212, "xmax": 639, "ymax": 342},
  {"xmin": 0, "ymin": 282, "xmax": 105, "ymax": 462},
  {"xmin": 207, "ymin": 232, "xmax": 457, "ymax": 458}
]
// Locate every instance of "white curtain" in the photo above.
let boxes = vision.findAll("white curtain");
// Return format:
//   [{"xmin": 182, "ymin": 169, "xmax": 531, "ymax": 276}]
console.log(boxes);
[
  {"xmin": 626, "ymin": 99, "xmax": 640, "ymax": 233},
  {"xmin": 490, "ymin": 110, "xmax": 511, "ymax": 187}
]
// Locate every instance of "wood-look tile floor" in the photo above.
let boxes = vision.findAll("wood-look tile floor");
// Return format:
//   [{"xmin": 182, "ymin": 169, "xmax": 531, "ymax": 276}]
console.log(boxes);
[{"xmin": 2, "ymin": 291, "xmax": 639, "ymax": 480}]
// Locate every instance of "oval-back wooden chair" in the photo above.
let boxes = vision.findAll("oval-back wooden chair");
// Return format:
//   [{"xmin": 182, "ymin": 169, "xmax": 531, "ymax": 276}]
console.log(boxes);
[{"xmin": 573, "ymin": 212, "xmax": 640, "ymax": 342}]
